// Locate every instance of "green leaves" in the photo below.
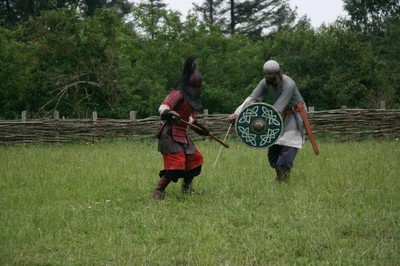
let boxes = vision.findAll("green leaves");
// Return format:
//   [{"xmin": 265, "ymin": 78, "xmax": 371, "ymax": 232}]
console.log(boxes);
[
  {"xmin": 344, "ymin": 0, "xmax": 400, "ymax": 33},
  {"xmin": 1, "ymin": 1, "xmax": 399, "ymax": 119}
]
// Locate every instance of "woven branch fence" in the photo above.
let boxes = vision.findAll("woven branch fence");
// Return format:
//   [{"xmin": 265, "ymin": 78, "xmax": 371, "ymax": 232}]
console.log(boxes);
[{"xmin": 1, "ymin": 107, "xmax": 399, "ymax": 145}]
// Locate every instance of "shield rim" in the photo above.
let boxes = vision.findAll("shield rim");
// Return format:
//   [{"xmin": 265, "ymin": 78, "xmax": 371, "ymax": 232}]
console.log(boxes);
[{"xmin": 235, "ymin": 102, "xmax": 283, "ymax": 149}]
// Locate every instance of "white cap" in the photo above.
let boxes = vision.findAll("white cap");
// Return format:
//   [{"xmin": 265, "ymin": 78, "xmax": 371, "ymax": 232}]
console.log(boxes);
[{"xmin": 263, "ymin": 60, "xmax": 280, "ymax": 72}]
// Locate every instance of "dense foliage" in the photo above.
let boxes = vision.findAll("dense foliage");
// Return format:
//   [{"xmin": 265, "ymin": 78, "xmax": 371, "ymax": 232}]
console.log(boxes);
[{"xmin": 0, "ymin": 0, "xmax": 399, "ymax": 119}]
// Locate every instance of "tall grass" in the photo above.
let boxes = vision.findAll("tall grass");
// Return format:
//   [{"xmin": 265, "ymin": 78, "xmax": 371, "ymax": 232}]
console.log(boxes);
[{"xmin": 1, "ymin": 139, "xmax": 399, "ymax": 265}]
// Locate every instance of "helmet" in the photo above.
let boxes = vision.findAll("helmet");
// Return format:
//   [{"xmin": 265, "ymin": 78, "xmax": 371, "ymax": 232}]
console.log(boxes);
[
  {"xmin": 187, "ymin": 69, "xmax": 202, "ymax": 88},
  {"xmin": 263, "ymin": 60, "xmax": 280, "ymax": 73}
]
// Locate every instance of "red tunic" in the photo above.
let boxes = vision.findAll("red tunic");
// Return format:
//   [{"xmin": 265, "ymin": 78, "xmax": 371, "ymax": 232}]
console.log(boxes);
[
  {"xmin": 158, "ymin": 89, "xmax": 204, "ymax": 171},
  {"xmin": 161, "ymin": 89, "xmax": 197, "ymax": 144}
]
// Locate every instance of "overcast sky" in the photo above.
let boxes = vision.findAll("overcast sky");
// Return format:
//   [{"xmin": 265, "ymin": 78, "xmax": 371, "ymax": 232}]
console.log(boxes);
[{"xmin": 155, "ymin": 0, "xmax": 347, "ymax": 28}]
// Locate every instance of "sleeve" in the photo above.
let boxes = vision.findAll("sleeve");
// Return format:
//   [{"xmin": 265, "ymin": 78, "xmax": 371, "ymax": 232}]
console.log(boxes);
[
  {"xmin": 189, "ymin": 111, "xmax": 198, "ymax": 123},
  {"xmin": 233, "ymin": 79, "xmax": 267, "ymax": 115},
  {"xmin": 158, "ymin": 90, "xmax": 183, "ymax": 114},
  {"xmin": 158, "ymin": 104, "xmax": 170, "ymax": 114},
  {"xmin": 272, "ymin": 77, "xmax": 295, "ymax": 112},
  {"xmin": 234, "ymin": 96, "xmax": 258, "ymax": 115},
  {"xmin": 250, "ymin": 79, "xmax": 268, "ymax": 101}
]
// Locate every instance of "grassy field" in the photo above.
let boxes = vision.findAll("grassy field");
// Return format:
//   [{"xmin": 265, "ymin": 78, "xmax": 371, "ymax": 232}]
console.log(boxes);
[{"xmin": 0, "ymin": 139, "xmax": 399, "ymax": 265}]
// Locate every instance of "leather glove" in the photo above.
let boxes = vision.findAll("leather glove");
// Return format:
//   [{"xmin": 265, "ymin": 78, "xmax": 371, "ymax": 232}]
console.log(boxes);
[
  {"xmin": 161, "ymin": 110, "xmax": 181, "ymax": 122},
  {"xmin": 193, "ymin": 121, "xmax": 209, "ymax": 136}
]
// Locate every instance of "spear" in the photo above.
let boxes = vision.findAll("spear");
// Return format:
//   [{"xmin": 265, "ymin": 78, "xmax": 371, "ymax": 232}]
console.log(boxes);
[
  {"xmin": 179, "ymin": 119, "xmax": 230, "ymax": 149},
  {"xmin": 213, "ymin": 122, "xmax": 233, "ymax": 167}
]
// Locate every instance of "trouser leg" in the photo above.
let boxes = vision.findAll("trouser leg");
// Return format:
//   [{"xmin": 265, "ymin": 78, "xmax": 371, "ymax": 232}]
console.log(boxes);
[
  {"xmin": 268, "ymin": 145, "xmax": 282, "ymax": 168},
  {"xmin": 182, "ymin": 165, "xmax": 202, "ymax": 193},
  {"xmin": 182, "ymin": 176, "xmax": 194, "ymax": 193},
  {"xmin": 276, "ymin": 145, "xmax": 298, "ymax": 170},
  {"xmin": 153, "ymin": 173, "xmax": 171, "ymax": 200},
  {"xmin": 268, "ymin": 145, "xmax": 298, "ymax": 181}
]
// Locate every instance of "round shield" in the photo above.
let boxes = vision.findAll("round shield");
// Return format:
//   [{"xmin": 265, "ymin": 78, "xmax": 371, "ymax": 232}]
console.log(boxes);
[{"xmin": 235, "ymin": 103, "xmax": 283, "ymax": 148}]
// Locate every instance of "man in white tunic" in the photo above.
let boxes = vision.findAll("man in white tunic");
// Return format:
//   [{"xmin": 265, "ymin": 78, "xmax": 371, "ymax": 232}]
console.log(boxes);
[{"xmin": 228, "ymin": 60, "xmax": 306, "ymax": 181}]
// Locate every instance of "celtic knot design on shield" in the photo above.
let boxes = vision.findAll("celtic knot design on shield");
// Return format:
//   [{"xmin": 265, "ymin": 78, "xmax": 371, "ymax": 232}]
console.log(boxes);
[
  {"xmin": 259, "ymin": 128, "xmax": 281, "ymax": 146},
  {"xmin": 237, "ymin": 126, "xmax": 257, "ymax": 146},
  {"xmin": 238, "ymin": 105, "xmax": 259, "ymax": 124},
  {"xmin": 236, "ymin": 103, "xmax": 282, "ymax": 148},
  {"xmin": 261, "ymin": 106, "xmax": 281, "ymax": 126}
]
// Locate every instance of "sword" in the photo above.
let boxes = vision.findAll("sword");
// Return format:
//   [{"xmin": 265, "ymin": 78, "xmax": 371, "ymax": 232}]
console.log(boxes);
[
  {"xmin": 179, "ymin": 119, "xmax": 230, "ymax": 148},
  {"xmin": 296, "ymin": 102, "xmax": 320, "ymax": 155},
  {"xmin": 213, "ymin": 122, "xmax": 233, "ymax": 167}
]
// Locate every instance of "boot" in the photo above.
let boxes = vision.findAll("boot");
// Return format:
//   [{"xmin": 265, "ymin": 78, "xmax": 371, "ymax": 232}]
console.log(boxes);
[
  {"xmin": 153, "ymin": 176, "xmax": 171, "ymax": 200},
  {"xmin": 275, "ymin": 166, "xmax": 290, "ymax": 182},
  {"xmin": 181, "ymin": 176, "xmax": 194, "ymax": 193}
]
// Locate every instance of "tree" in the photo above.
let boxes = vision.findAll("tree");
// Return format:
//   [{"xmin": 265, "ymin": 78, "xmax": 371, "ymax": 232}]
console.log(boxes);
[
  {"xmin": 0, "ymin": 0, "xmax": 131, "ymax": 27},
  {"xmin": 268, "ymin": 20, "xmax": 396, "ymax": 109},
  {"xmin": 0, "ymin": 28, "xmax": 37, "ymax": 119},
  {"xmin": 343, "ymin": 0, "xmax": 400, "ymax": 33},
  {"xmin": 4, "ymin": 7, "xmax": 139, "ymax": 118},
  {"xmin": 193, "ymin": 0, "xmax": 296, "ymax": 37},
  {"xmin": 130, "ymin": 0, "xmax": 169, "ymax": 39},
  {"xmin": 2, "ymin": 0, "xmax": 399, "ymax": 120},
  {"xmin": 193, "ymin": 0, "xmax": 227, "ymax": 31},
  {"xmin": 233, "ymin": 0, "xmax": 296, "ymax": 37},
  {"xmin": 1, "ymin": 0, "xmax": 66, "ymax": 27},
  {"xmin": 78, "ymin": 0, "xmax": 131, "ymax": 17},
  {"xmin": 343, "ymin": 0, "xmax": 400, "ymax": 108}
]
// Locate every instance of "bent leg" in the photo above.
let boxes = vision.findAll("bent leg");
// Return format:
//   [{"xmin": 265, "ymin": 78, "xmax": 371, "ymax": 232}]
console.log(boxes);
[
  {"xmin": 153, "ymin": 174, "xmax": 171, "ymax": 200},
  {"xmin": 268, "ymin": 144, "xmax": 283, "ymax": 168}
]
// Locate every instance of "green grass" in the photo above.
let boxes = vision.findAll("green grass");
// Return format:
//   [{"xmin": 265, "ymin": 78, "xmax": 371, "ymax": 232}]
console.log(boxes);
[{"xmin": 1, "ymin": 139, "xmax": 399, "ymax": 265}]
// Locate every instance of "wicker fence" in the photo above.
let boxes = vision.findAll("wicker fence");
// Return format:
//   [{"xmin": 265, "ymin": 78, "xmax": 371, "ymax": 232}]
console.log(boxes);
[{"xmin": 1, "ymin": 107, "xmax": 399, "ymax": 144}]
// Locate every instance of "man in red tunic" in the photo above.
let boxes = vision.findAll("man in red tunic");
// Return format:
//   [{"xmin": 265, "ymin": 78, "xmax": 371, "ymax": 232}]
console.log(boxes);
[{"xmin": 154, "ymin": 56, "xmax": 208, "ymax": 200}]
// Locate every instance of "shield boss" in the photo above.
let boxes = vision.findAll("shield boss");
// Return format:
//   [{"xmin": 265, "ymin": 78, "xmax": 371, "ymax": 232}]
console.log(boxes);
[{"xmin": 235, "ymin": 103, "xmax": 283, "ymax": 148}]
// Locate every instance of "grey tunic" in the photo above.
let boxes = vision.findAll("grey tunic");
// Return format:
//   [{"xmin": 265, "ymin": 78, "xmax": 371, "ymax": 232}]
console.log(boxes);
[{"xmin": 234, "ymin": 75, "xmax": 305, "ymax": 148}]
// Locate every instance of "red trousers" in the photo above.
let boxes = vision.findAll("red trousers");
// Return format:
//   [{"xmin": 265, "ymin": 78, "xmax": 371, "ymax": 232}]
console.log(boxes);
[{"xmin": 162, "ymin": 147, "xmax": 204, "ymax": 171}]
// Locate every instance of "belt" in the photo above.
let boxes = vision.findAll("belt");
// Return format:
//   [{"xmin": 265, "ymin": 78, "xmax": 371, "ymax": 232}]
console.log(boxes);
[{"xmin": 282, "ymin": 102, "xmax": 320, "ymax": 155}]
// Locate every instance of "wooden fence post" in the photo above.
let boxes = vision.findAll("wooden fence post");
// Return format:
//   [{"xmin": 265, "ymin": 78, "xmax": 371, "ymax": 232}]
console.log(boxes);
[
  {"xmin": 130, "ymin": 111, "xmax": 136, "ymax": 121},
  {"xmin": 92, "ymin": 111, "xmax": 98, "ymax": 142},
  {"xmin": 203, "ymin": 109, "xmax": 208, "ymax": 125},
  {"xmin": 54, "ymin": 110, "xmax": 61, "ymax": 142},
  {"xmin": 21, "ymin": 111, "xmax": 27, "ymax": 122},
  {"xmin": 379, "ymin": 101, "xmax": 386, "ymax": 110},
  {"xmin": 308, "ymin": 106, "xmax": 315, "ymax": 118},
  {"xmin": 92, "ymin": 111, "xmax": 98, "ymax": 122}
]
